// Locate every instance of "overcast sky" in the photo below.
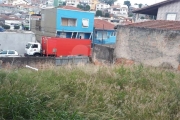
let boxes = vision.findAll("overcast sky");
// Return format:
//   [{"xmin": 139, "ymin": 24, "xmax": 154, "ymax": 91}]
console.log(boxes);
[{"xmin": 118, "ymin": 0, "xmax": 165, "ymax": 5}]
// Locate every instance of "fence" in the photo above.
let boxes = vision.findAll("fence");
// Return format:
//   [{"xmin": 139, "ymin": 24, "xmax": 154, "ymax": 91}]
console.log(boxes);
[{"xmin": 0, "ymin": 56, "xmax": 90, "ymax": 68}]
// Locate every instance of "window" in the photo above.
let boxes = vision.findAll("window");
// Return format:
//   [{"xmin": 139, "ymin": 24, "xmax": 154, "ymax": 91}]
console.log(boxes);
[
  {"xmin": 82, "ymin": 19, "xmax": 89, "ymax": 27},
  {"xmin": 96, "ymin": 31, "xmax": 107, "ymax": 40},
  {"xmin": 0, "ymin": 51, "xmax": 7, "ymax": 54},
  {"xmin": 166, "ymin": 13, "xmax": 176, "ymax": 20},
  {"xmin": 8, "ymin": 51, "xmax": 15, "ymax": 54},
  {"xmin": 61, "ymin": 18, "xmax": 76, "ymax": 26},
  {"xmin": 59, "ymin": 32, "xmax": 66, "ymax": 38},
  {"xmin": 32, "ymin": 44, "xmax": 38, "ymax": 48}
]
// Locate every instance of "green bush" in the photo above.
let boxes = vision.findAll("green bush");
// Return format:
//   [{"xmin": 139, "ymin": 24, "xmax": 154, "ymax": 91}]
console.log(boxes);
[
  {"xmin": 2, "ymin": 24, "xmax": 10, "ymax": 29},
  {"xmin": 14, "ymin": 25, "xmax": 20, "ymax": 29}
]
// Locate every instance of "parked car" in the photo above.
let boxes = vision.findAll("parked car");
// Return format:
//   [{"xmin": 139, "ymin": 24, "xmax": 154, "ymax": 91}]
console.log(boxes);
[{"xmin": 0, "ymin": 50, "xmax": 21, "ymax": 57}]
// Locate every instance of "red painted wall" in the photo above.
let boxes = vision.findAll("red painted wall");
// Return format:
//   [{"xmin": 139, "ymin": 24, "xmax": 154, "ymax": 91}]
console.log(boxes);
[{"xmin": 42, "ymin": 37, "xmax": 91, "ymax": 57}]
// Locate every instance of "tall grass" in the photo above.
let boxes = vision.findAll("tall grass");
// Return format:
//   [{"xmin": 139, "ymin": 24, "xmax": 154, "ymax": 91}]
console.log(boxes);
[{"xmin": 0, "ymin": 64, "xmax": 180, "ymax": 120}]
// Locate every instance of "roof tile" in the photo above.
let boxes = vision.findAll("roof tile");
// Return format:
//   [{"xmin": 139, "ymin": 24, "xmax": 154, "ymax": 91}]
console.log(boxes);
[
  {"xmin": 94, "ymin": 19, "xmax": 115, "ymax": 30},
  {"xmin": 124, "ymin": 20, "xmax": 180, "ymax": 31}
]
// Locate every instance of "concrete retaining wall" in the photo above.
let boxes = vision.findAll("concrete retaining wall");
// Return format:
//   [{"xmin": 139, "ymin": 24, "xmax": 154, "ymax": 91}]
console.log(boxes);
[
  {"xmin": 115, "ymin": 26, "xmax": 180, "ymax": 69},
  {"xmin": 0, "ymin": 32, "xmax": 36, "ymax": 56},
  {"xmin": 93, "ymin": 44, "xmax": 114, "ymax": 63}
]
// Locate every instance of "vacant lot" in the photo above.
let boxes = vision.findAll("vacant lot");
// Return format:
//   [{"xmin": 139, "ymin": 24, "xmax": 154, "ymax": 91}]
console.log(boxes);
[{"xmin": 0, "ymin": 65, "xmax": 180, "ymax": 120}]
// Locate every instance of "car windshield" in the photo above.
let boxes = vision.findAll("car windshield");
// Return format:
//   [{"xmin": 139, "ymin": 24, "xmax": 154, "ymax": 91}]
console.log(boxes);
[{"xmin": 26, "ymin": 43, "xmax": 32, "ymax": 49}]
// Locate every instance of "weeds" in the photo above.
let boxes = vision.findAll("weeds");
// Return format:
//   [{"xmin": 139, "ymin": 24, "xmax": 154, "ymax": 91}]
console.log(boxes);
[{"xmin": 0, "ymin": 65, "xmax": 180, "ymax": 119}]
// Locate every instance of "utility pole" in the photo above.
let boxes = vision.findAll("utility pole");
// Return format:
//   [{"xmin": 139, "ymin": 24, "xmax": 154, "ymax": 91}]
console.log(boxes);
[{"xmin": 102, "ymin": 24, "xmax": 104, "ymax": 44}]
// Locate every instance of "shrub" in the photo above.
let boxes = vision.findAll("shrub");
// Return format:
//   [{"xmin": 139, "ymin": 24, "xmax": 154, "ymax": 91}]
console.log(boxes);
[
  {"xmin": 14, "ymin": 25, "xmax": 20, "ymax": 29},
  {"xmin": 2, "ymin": 24, "xmax": 10, "ymax": 29}
]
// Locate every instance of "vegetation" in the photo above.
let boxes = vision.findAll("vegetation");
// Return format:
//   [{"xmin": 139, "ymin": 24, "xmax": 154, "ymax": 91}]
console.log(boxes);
[
  {"xmin": 124, "ymin": 0, "xmax": 131, "ymax": 9},
  {"xmin": 99, "ymin": 0, "xmax": 117, "ymax": 5},
  {"xmin": 77, "ymin": 4, "xmax": 90, "ymax": 11},
  {"xmin": 0, "ymin": 64, "xmax": 180, "ymax": 119},
  {"xmin": 96, "ymin": 10, "xmax": 103, "ymax": 17},
  {"xmin": 2, "ymin": 24, "xmax": 10, "ymax": 29},
  {"xmin": 105, "ymin": 13, "xmax": 110, "ymax": 18},
  {"xmin": 14, "ymin": 25, "xmax": 20, "ymax": 29}
]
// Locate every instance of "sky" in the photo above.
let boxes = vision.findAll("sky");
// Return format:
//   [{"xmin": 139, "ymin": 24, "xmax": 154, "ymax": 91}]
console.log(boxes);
[{"xmin": 118, "ymin": 0, "xmax": 165, "ymax": 5}]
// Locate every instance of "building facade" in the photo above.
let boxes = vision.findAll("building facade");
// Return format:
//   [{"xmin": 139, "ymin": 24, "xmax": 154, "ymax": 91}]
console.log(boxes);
[
  {"xmin": 157, "ymin": 0, "xmax": 180, "ymax": 20},
  {"xmin": 133, "ymin": 0, "xmax": 180, "ymax": 21},
  {"xmin": 96, "ymin": 3, "xmax": 110, "ymax": 11},
  {"xmin": 94, "ymin": 19, "xmax": 116, "ymax": 44},
  {"xmin": 31, "ymin": 6, "xmax": 94, "ymax": 42}
]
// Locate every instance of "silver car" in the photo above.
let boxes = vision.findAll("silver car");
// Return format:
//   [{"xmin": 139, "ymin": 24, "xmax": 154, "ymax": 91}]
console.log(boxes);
[{"xmin": 0, "ymin": 50, "xmax": 21, "ymax": 57}]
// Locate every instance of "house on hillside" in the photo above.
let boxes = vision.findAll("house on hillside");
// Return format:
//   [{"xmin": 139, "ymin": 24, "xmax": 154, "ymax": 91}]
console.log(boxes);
[
  {"xmin": 133, "ymin": 0, "xmax": 180, "ymax": 22},
  {"xmin": 115, "ymin": 20, "xmax": 180, "ymax": 70},
  {"xmin": 31, "ymin": 6, "xmax": 94, "ymax": 42},
  {"xmin": 94, "ymin": 19, "xmax": 116, "ymax": 44},
  {"xmin": 107, "ymin": 5, "xmax": 128, "ymax": 18}
]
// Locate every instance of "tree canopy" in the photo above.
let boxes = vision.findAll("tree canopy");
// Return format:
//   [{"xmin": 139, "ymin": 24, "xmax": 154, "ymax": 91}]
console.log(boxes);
[
  {"xmin": 124, "ymin": 0, "xmax": 131, "ymax": 8},
  {"xmin": 99, "ymin": 0, "xmax": 117, "ymax": 5},
  {"xmin": 96, "ymin": 10, "xmax": 103, "ymax": 17},
  {"xmin": 77, "ymin": 4, "xmax": 90, "ymax": 11}
]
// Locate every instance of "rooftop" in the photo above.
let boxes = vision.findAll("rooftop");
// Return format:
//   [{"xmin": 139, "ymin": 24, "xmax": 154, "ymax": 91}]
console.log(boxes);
[
  {"xmin": 59, "ymin": 6, "xmax": 82, "ymax": 11},
  {"xmin": 120, "ymin": 20, "xmax": 180, "ymax": 31},
  {"xmin": 133, "ymin": 0, "xmax": 179, "ymax": 15},
  {"xmin": 94, "ymin": 19, "xmax": 115, "ymax": 30}
]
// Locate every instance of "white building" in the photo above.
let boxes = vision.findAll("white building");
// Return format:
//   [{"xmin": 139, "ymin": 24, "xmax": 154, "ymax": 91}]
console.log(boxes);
[
  {"xmin": 66, "ymin": 0, "xmax": 80, "ymax": 7},
  {"xmin": 96, "ymin": 3, "xmax": 110, "ymax": 11},
  {"xmin": 108, "ymin": 5, "xmax": 128, "ymax": 18},
  {"xmin": 12, "ymin": 0, "xmax": 29, "ymax": 5}
]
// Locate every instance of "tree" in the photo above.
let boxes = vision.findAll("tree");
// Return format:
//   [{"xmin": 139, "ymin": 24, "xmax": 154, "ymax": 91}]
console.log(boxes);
[
  {"xmin": 96, "ymin": 10, "xmax": 103, "ymax": 17},
  {"xmin": 140, "ymin": 16, "xmax": 145, "ymax": 19},
  {"xmin": 138, "ymin": 3, "xmax": 143, "ymax": 8},
  {"xmin": 99, "ymin": 0, "xmax": 117, "ymax": 5},
  {"xmin": 77, "ymin": 4, "xmax": 90, "ymax": 11},
  {"xmin": 77, "ymin": 4, "xmax": 83, "ymax": 9},
  {"xmin": 84, "ymin": 5, "xmax": 90, "ymax": 11},
  {"xmin": 105, "ymin": 13, "xmax": 110, "ymax": 18},
  {"xmin": 124, "ymin": 0, "xmax": 131, "ymax": 9}
]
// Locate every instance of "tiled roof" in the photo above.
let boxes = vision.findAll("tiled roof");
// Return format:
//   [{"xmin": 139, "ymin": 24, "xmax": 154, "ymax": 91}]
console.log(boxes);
[
  {"xmin": 110, "ymin": 5, "xmax": 120, "ymax": 8},
  {"xmin": 60, "ymin": 6, "xmax": 82, "ymax": 11},
  {"xmin": 124, "ymin": 20, "xmax": 180, "ymax": 31},
  {"xmin": 0, "ymin": 4, "xmax": 15, "ymax": 7},
  {"xmin": 94, "ymin": 19, "xmax": 115, "ymax": 30}
]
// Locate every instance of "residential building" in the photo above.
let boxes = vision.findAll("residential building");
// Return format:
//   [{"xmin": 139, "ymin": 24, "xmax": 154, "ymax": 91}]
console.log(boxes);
[
  {"xmin": 94, "ymin": 19, "xmax": 116, "ymax": 44},
  {"xmin": 12, "ymin": 0, "xmax": 29, "ymax": 5},
  {"xmin": 79, "ymin": 0, "xmax": 99, "ymax": 10},
  {"xmin": 107, "ymin": 5, "xmax": 128, "ymax": 18},
  {"xmin": 31, "ymin": 6, "xmax": 94, "ymax": 42},
  {"xmin": 0, "ymin": 4, "xmax": 17, "ymax": 14},
  {"xmin": 133, "ymin": 0, "xmax": 180, "ymax": 21},
  {"xmin": 90, "ymin": 0, "xmax": 98, "ymax": 10},
  {"xmin": 96, "ymin": 3, "xmax": 110, "ymax": 11},
  {"xmin": 66, "ymin": 0, "xmax": 80, "ymax": 7}
]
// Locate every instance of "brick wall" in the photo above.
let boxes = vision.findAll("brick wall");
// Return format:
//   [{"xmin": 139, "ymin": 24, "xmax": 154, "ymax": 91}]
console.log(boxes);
[{"xmin": 115, "ymin": 26, "xmax": 180, "ymax": 69}]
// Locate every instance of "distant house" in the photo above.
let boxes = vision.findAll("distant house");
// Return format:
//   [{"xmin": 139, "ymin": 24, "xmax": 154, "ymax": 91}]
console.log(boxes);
[
  {"xmin": 107, "ymin": 5, "xmax": 128, "ymax": 18},
  {"xmin": 31, "ymin": 6, "xmax": 95, "ymax": 42},
  {"xmin": 0, "ymin": 4, "xmax": 17, "ymax": 14},
  {"xmin": 96, "ymin": 3, "xmax": 110, "ymax": 11},
  {"xmin": 94, "ymin": 19, "xmax": 116, "ymax": 44},
  {"xmin": 133, "ymin": 0, "xmax": 180, "ymax": 21}
]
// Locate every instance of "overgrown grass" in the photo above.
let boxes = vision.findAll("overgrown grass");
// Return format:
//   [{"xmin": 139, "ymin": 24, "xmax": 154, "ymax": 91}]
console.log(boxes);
[{"xmin": 0, "ymin": 64, "xmax": 180, "ymax": 120}]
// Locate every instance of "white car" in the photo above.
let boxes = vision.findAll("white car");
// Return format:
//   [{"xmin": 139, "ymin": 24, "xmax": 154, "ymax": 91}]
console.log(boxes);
[{"xmin": 0, "ymin": 50, "xmax": 21, "ymax": 57}]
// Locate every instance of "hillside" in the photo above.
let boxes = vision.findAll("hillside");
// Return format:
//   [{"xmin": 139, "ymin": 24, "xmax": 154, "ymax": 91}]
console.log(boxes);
[{"xmin": 0, "ymin": 65, "xmax": 180, "ymax": 119}]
